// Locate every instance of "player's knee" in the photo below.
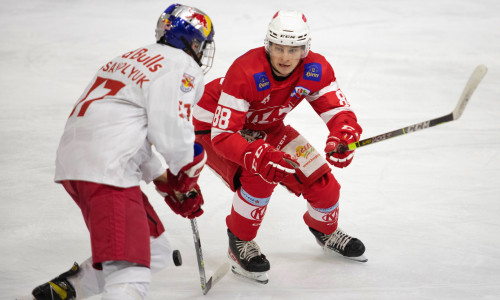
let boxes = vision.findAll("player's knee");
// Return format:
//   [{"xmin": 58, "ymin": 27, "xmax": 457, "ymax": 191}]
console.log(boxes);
[
  {"xmin": 149, "ymin": 233, "xmax": 172, "ymax": 273},
  {"xmin": 303, "ymin": 173, "xmax": 341, "ymax": 208}
]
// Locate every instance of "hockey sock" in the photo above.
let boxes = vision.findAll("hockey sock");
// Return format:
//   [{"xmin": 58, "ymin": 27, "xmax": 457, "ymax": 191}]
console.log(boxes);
[
  {"xmin": 226, "ymin": 187, "xmax": 270, "ymax": 241},
  {"xmin": 303, "ymin": 202, "xmax": 339, "ymax": 235}
]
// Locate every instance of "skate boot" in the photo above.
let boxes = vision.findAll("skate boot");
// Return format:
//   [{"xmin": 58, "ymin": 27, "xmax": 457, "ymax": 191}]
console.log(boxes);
[
  {"xmin": 227, "ymin": 229, "xmax": 270, "ymax": 284},
  {"xmin": 32, "ymin": 262, "xmax": 79, "ymax": 300},
  {"xmin": 309, "ymin": 227, "xmax": 368, "ymax": 262}
]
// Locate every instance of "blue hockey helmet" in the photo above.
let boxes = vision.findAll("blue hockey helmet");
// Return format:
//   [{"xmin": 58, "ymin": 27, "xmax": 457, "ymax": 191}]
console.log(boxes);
[{"xmin": 155, "ymin": 4, "xmax": 215, "ymax": 74}]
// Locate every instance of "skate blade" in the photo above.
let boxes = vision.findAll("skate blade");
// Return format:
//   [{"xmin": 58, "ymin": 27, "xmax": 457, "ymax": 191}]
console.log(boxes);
[
  {"xmin": 344, "ymin": 254, "xmax": 368, "ymax": 263},
  {"xmin": 323, "ymin": 247, "xmax": 368, "ymax": 263},
  {"xmin": 230, "ymin": 264, "xmax": 269, "ymax": 284}
]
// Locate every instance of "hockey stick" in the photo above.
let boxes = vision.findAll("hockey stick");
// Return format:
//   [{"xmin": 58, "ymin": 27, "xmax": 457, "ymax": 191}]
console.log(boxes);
[
  {"xmin": 190, "ymin": 218, "xmax": 230, "ymax": 295},
  {"xmin": 340, "ymin": 64, "xmax": 488, "ymax": 152}
]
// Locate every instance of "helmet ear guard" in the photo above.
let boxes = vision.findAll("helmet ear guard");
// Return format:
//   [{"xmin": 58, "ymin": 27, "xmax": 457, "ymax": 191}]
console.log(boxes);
[
  {"xmin": 155, "ymin": 4, "xmax": 215, "ymax": 74},
  {"xmin": 264, "ymin": 10, "xmax": 311, "ymax": 58}
]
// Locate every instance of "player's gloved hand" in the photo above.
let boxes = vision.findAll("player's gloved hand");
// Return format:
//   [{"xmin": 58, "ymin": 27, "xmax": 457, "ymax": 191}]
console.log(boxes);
[
  {"xmin": 325, "ymin": 119, "xmax": 362, "ymax": 168},
  {"xmin": 155, "ymin": 182, "xmax": 204, "ymax": 219},
  {"xmin": 154, "ymin": 143, "xmax": 206, "ymax": 218},
  {"xmin": 243, "ymin": 139, "xmax": 299, "ymax": 184},
  {"xmin": 168, "ymin": 143, "xmax": 207, "ymax": 193}
]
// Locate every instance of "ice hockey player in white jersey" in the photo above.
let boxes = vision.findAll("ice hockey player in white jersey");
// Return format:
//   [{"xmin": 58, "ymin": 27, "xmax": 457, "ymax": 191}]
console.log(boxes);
[{"xmin": 30, "ymin": 4, "xmax": 215, "ymax": 300}]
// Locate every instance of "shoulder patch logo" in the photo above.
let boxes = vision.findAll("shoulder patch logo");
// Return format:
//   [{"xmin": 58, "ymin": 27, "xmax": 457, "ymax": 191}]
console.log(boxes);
[
  {"xmin": 181, "ymin": 73, "xmax": 195, "ymax": 92},
  {"xmin": 303, "ymin": 63, "xmax": 322, "ymax": 82},
  {"xmin": 253, "ymin": 72, "xmax": 271, "ymax": 92}
]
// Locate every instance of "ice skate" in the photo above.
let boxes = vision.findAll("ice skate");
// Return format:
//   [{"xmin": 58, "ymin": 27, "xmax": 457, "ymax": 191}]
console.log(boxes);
[
  {"xmin": 310, "ymin": 227, "xmax": 367, "ymax": 262},
  {"xmin": 32, "ymin": 262, "xmax": 79, "ymax": 300},
  {"xmin": 227, "ymin": 229, "xmax": 270, "ymax": 284}
]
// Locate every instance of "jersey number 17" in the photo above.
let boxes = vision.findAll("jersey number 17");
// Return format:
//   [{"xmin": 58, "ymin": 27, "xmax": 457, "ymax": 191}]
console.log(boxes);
[{"xmin": 69, "ymin": 76, "xmax": 126, "ymax": 117}]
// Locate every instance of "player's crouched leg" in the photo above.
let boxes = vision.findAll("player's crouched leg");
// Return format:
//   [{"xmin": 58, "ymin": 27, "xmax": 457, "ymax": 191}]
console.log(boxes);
[
  {"xmin": 150, "ymin": 233, "xmax": 173, "ymax": 273},
  {"xmin": 301, "ymin": 173, "xmax": 367, "ymax": 262},
  {"xmin": 302, "ymin": 172, "xmax": 341, "ymax": 234},
  {"xmin": 101, "ymin": 261, "xmax": 151, "ymax": 300}
]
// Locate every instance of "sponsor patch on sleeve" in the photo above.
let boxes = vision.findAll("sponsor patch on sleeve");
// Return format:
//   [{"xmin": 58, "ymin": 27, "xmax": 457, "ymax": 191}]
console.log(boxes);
[
  {"xmin": 181, "ymin": 73, "xmax": 195, "ymax": 92},
  {"xmin": 291, "ymin": 86, "xmax": 311, "ymax": 98},
  {"xmin": 303, "ymin": 63, "xmax": 322, "ymax": 82}
]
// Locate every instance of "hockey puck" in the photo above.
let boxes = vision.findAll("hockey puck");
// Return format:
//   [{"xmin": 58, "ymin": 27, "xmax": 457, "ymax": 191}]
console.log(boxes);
[{"xmin": 172, "ymin": 250, "xmax": 182, "ymax": 266}]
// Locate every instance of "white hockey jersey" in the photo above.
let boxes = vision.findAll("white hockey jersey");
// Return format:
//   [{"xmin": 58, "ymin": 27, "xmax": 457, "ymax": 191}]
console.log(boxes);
[{"xmin": 55, "ymin": 43, "xmax": 204, "ymax": 188}]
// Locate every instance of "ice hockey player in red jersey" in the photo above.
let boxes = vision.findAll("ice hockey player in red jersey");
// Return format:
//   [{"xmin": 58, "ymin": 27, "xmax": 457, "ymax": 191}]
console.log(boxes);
[
  {"xmin": 193, "ymin": 10, "xmax": 366, "ymax": 284},
  {"xmin": 30, "ymin": 4, "xmax": 215, "ymax": 300}
]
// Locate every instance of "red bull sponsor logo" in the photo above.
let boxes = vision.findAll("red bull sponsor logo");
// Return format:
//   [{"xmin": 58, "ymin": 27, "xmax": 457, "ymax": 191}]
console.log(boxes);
[
  {"xmin": 162, "ymin": 19, "xmax": 172, "ymax": 29},
  {"xmin": 187, "ymin": 11, "xmax": 212, "ymax": 37},
  {"xmin": 181, "ymin": 73, "xmax": 195, "ymax": 92},
  {"xmin": 121, "ymin": 48, "xmax": 164, "ymax": 72}
]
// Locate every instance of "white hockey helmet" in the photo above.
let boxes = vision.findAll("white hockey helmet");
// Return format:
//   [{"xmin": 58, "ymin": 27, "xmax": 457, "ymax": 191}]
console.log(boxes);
[{"xmin": 264, "ymin": 10, "xmax": 311, "ymax": 58}]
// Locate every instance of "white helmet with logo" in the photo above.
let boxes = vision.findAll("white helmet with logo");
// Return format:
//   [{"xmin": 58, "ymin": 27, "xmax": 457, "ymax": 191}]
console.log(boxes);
[{"xmin": 264, "ymin": 10, "xmax": 311, "ymax": 58}]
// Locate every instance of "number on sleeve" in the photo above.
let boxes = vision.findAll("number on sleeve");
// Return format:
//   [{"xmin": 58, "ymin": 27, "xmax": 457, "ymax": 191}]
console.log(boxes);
[
  {"xmin": 178, "ymin": 101, "xmax": 192, "ymax": 121},
  {"xmin": 335, "ymin": 89, "xmax": 350, "ymax": 107},
  {"xmin": 212, "ymin": 106, "xmax": 231, "ymax": 129}
]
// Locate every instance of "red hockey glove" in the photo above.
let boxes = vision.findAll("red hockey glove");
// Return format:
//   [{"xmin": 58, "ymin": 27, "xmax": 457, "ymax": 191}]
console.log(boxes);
[
  {"xmin": 243, "ymin": 139, "xmax": 299, "ymax": 184},
  {"xmin": 325, "ymin": 119, "xmax": 362, "ymax": 168},
  {"xmin": 166, "ymin": 143, "xmax": 206, "ymax": 194},
  {"xmin": 155, "ymin": 182, "xmax": 204, "ymax": 219},
  {"xmin": 154, "ymin": 143, "xmax": 206, "ymax": 218}
]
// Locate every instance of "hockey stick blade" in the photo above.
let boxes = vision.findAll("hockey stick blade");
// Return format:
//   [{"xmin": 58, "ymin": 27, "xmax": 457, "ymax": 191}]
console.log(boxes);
[
  {"xmin": 452, "ymin": 64, "xmax": 488, "ymax": 120},
  {"xmin": 203, "ymin": 262, "xmax": 230, "ymax": 295},
  {"xmin": 347, "ymin": 64, "xmax": 488, "ymax": 151}
]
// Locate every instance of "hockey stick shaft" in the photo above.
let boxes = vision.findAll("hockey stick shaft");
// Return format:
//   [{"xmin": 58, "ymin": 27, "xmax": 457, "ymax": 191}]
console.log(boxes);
[
  {"xmin": 190, "ymin": 218, "xmax": 208, "ymax": 292},
  {"xmin": 346, "ymin": 64, "xmax": 488, "ymax": 151},
  {"xmin": 347, "ymin": 113, "xmax": 453, "ymax": 150}
]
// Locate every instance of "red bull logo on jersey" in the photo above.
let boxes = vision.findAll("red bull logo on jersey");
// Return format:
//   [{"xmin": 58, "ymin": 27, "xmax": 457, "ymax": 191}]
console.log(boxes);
[
  {"xmin": 121, "ymin": 48, "xmax": 164, "ymax": 72},
  {"xmin": 291, "ymin": 86, "xmax": 311, "ymax": 98},
  {"xmin": 187, "ymin": 11, "xmax": 212, "ymax": 37},
  {"xmin": 253, "ymin": 72, "xmax": 271, "ymax": 92},
  {"xmin": 181, "ymin": 73, "xmax": 195, "ymax": 92},
  {"xmin": 303, "ymin": 63, "xmax": 322, "ymax": 82}
]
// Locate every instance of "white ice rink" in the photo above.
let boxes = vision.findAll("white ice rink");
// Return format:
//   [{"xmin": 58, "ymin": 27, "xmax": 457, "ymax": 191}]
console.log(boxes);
[{"xmin": 1, "ymin": 0, "xmax": 499, "ymax": 299}]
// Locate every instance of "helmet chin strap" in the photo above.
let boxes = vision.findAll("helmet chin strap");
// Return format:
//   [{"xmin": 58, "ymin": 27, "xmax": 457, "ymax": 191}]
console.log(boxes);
[{"xmin": 181, "ymin": 36, "xmax": 203, "ymax": 67}]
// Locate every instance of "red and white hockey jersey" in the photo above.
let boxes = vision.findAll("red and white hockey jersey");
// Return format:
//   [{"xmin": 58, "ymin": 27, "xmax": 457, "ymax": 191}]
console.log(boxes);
[
  {"xmin": 55, "ymin": 43, "xmax": 204, "ymax": 188},
  {"xmin": 193, "ymin": 46, "xmax": 356, "ymax": 166}
]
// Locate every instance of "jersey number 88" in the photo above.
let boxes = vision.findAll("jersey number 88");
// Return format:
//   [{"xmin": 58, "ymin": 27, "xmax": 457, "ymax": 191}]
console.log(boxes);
[{"xmin": 212, "ymin": 106, "xmax": 231, "ymax": 129}]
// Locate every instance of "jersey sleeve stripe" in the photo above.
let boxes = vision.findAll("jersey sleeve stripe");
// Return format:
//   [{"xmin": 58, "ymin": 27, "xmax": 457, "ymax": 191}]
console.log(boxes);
[
  {"xmin": 218, "ymin": 92, "xmax": 250, "ymax": 112},
  {"xmin": 192, "ymin": 104, "xmax": 214, "ymax": 124},
  {"xmin": 319, "ymin": 107, "xmax": 354, "ymax": 124},
  {"xmin": 305, "ymin": 81, "xmax": 339, "ymax": 102},
  {"xmin": 211, "ymin": 128, "xmax": 235, "ymax": 140}
]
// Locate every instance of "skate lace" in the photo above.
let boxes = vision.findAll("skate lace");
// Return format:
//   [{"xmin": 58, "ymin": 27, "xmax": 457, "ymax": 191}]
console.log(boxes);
[
  {"xmin": 236, "ymin": 240, "xmax": 262, "ymax": 261},
  {"xmin": 325, "ymin": 229, "xmax": 352, "ymax": 251}
]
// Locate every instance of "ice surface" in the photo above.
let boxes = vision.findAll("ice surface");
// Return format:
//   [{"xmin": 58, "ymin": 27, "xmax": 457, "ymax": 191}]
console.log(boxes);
[{"xmin": 1, "ymin": 0, "xmax": 499, "ymax": 299}]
